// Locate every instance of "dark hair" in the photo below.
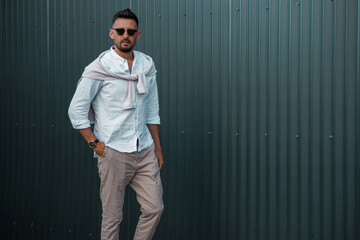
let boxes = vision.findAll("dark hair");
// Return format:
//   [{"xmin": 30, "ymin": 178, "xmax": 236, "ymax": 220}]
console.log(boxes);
[{"xmin": 112, "ymin": 8, "xmax": 139, "ymax": 26}]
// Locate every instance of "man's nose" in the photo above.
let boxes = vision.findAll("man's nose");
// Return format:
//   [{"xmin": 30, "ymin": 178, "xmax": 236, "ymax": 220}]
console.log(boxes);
[{"xmin": 122, "ymin": 31, "xmax": 129, "ymax": 38}]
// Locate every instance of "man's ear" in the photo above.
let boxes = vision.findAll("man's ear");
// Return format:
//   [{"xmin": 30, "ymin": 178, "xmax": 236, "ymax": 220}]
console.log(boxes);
[
  {"xmin": 136, "ymin": 31, "xmax": 141, "ymax": 41},
  {"xmin": 109, "ymin": 29, "xmax": 115, "ymax": 40}
]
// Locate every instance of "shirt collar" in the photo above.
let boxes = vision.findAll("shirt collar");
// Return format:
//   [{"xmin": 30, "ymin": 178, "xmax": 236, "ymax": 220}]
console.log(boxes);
[{"xmin": 110, "ymin": 46, "xmax": 138, "ymax": 65}]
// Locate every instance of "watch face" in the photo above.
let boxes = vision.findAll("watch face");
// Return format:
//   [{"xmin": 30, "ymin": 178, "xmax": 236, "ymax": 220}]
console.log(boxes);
[{"xmin": 89, "ymin": 142, "xmax": 95, "ymax": 148}]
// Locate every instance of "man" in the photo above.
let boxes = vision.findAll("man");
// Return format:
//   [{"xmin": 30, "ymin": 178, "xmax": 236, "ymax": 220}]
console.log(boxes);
[{"xmin": 68, "ymin": 9, "xmax": 164, "ymax": 240}]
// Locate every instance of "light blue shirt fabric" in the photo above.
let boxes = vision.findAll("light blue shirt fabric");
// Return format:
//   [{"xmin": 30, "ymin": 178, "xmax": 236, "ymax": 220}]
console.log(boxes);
[{"xmin": 68, "ymin": 48, "xmax": 160, "ymax": 153}]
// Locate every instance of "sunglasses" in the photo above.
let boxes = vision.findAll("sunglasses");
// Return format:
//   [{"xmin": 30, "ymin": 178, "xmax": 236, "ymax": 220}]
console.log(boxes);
[{"xmin": 111, "ymin": 28, "xmax": 138, "ymax": 36}]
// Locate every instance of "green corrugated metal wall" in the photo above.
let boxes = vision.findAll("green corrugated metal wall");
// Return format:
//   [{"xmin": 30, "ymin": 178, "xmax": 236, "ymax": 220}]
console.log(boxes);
[{"xmin": 1, "ymin": 0, "xmax": 359, "ymax": 239}]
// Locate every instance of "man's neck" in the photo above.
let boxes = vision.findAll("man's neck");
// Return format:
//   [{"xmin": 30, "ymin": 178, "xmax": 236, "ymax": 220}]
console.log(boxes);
[{"xmin": 114, "ymin": 47, "xmax": 134, "ymax": 62}]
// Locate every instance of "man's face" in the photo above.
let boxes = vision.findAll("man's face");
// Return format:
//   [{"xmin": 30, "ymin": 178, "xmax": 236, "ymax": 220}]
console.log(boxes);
[{"xmin": 109, "ymin": 18, "xmax": 141, "ymax": 53}]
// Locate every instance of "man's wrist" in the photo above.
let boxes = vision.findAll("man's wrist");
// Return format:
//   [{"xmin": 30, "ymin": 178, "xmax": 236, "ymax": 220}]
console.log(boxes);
[{"xmin": 88, "ymin": 139, "xmax": 99, "ymax": 149}]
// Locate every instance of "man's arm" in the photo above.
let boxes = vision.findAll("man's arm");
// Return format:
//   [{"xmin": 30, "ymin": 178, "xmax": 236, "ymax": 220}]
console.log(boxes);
[
  {"xmin": 78, "ymin": 128, "xmax": 106, "ymax": 157},
  {"xmin": 147, "ymin": 124, "xmax": 164, "ymax": 170},
  {"xmin": 68, "ymin": 79, "xmax": 105, "ymax": 156}
]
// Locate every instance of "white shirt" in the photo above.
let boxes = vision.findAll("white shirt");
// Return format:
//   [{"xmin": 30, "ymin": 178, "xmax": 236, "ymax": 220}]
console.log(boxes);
[{"xmin": 68, "ymin": 48, "xmax": 160, "ymax": 153}]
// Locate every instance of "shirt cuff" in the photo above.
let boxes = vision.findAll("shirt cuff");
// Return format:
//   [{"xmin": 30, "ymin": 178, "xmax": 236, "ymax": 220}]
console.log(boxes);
[
  {"xmin": 146, "ymin": 116, "xmax": 160, "ymax": 125},
  {"xmin": 71, "ymin": 121, "xmax": 91, "ymax": 129}
]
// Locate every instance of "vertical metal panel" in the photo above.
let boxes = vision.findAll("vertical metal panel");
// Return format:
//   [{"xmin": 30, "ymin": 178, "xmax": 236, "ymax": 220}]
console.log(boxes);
[{"xmin": 1, "ymin": 0, "xmax": 359, "ymax": 239}]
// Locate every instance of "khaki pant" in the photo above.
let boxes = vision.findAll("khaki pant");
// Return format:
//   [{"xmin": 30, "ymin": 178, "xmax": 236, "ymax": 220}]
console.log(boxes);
[{"xmin": 97, "ymin": 143, "xmax": 164, "ymax": 240}]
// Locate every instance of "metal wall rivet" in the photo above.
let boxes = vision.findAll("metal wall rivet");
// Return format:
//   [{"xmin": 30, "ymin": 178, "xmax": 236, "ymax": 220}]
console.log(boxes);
[
  {"xmin": 296, "ymin": 2, "xmax": 300, "ymax": 6},
  {"xmin": 264, "ymin": 133, "xmax": 268, "ymax": 137},
  {"xmin": 266, "ymin": 6, "xmax": 269, "ymax": 10},
  {"xmin": 208, "ymin": 132, "xmax": 212, "ymax": 135},
  {"xmin": 209, "ymin": 11, "xmax": 212, "ymax": 14},
  {"xmin": 236, "ymin": 8, "xmax": 239, "ymax": 11},
  {"xmin": 329, "ymin": 135, "xmax": 333, "ymax": 139},
  {"xmin": 49, "ymin": 227, "xmax": 53, "ymax": 231},
  {"xmin": 182, "ymin": 131, "xmax": 185, "ymax": 134},
  {"xmin": 89, "ymin": 233, "xmax": 93, "ymax": 237},
  {"xmin": 68, "ymin": 229, "xmax": 72, "ymax": 233},
  {"xmin": 32, "ymin": 123, "xmax": 36, "ymax": 127},
  {"xmin": 296, "ymin": 134, "xmax": 300, "ymax": 138},
  {"xmin": 235, "ymin": 133, "xmax": 239, "ymax": 136},
  {"xmin": 184, "ymin": 13, "xmax": 186, "ymax": 16}
]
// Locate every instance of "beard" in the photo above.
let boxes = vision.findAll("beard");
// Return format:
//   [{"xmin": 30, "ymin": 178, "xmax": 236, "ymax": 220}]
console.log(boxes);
[{"xmin": 115, "ymin": 40, "xmax": 136, "ymax": 53}]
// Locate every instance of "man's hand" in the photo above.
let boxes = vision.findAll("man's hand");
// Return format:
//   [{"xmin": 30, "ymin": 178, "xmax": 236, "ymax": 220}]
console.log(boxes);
[
  {"xmin": 78, "ymin": 128, "xmax": 106, "ymax": 157},
  {"xmin": 93, "ymin": 141, "xmax": 106, "ymax": 157},
  {"xmin": 147, "ymin": 124, "xmax": 164, "ymax": 170},
  {"xmin": 155, "ymin": 149, "xmax": 164, "ymax": 170}
]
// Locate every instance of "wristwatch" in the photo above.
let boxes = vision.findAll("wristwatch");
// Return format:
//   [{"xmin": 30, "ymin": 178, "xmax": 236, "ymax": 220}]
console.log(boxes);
[{"xmin": 88, "ymin": 139, "xmax": 99, "ymax": 149}]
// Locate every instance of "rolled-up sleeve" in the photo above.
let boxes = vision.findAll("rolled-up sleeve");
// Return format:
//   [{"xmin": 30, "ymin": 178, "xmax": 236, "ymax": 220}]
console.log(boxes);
[
  {"xmin": 68, "ymin": 78, "xmax": 103, "ymax": 129},
  {"xmin": 146, "ymin": 75, "xmax": 161, "ymax": 124}
]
